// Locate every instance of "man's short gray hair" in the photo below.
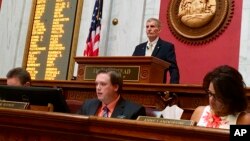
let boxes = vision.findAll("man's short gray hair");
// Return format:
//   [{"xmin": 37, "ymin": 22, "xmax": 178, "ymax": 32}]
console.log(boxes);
[{"xmin": 147, "ymin": 18, "xmax": 161, "ymax": 28}]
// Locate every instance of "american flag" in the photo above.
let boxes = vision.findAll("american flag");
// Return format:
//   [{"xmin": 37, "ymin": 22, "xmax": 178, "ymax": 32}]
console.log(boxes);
[
  {"xmin": 0, "ymin": 0, "xmax": 2, "ymax": 10},
  {"xmin": 83, "ymin": 0, "xmax": 103, "ymax": 56}
]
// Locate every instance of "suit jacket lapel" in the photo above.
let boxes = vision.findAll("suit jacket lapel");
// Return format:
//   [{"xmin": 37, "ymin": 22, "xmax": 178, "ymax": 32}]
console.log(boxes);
[
  {"xmin": 151, "ymin": 38, "xmax": 161, "ymax": 56},
  {"xmin": 111, "ymin": 97, "xmax": 126, "ymax": 118},
  {"xmin": 140, "ymin": 42, "xmax": 147, "ymax": 56},
  {"xmin": 89, "ymin": 100, "xmax": 101, "ymax": 115}
]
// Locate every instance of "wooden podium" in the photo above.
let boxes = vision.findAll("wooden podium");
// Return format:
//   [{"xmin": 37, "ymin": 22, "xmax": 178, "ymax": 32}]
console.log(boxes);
[{"xmin": 75, "ymin": 56, "xmax": 170, "ymax": 83}]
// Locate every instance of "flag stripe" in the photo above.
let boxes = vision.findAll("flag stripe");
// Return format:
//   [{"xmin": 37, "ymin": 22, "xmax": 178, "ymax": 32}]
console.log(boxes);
[
  {"xmin": 83, "ymin": 0, "xmax": 103, "ymax": 56},
  {"xmin": 0, "ymin": 0, "xmax": 2, "ymax": 10}
]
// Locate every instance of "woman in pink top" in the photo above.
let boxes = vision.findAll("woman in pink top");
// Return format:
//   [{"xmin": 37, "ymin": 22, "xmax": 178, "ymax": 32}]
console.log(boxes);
[{"xmin": 191, "ymin": 65, "xmax": 250, "ymax": 129}]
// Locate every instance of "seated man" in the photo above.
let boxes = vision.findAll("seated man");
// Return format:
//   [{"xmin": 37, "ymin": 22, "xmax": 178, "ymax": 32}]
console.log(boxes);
[
  {"xmin": 6, "ymin": 67, "xmax": 31, "ymax": 86},
  {"xmin": 77, "ymin": 70, "xmax": 146, "ymax": 119}
]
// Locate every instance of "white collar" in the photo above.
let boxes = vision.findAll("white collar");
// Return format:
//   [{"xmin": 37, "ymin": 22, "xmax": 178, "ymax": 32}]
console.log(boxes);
[{"xmin": 147, "ymin": 37, "xmax": 159, "ymax": 46}]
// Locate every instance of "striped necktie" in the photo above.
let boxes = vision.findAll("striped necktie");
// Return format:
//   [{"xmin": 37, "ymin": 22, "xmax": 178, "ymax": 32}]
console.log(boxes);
[{"xmin": 102, "ymin": 106, "xmax": 109, "ymax": 118}]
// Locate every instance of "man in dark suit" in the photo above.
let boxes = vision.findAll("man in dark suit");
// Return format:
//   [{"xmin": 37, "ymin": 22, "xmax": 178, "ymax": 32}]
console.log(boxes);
[
  {"xmin": 77, "ymin": 70, "xmax": 146, "ymax": 119},
  {"xmin": 133, "ymin": 18, "xmax": 180, "ymax": 83}
]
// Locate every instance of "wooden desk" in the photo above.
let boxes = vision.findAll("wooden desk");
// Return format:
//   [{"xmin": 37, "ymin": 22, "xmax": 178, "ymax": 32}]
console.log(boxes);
[
  {"xmin": 0, "ymin": 108, "xmax": 229, "ymax": 141},
  {"xmin": 1, "ymin": 79, "xmax": 250, "ymax": 119},
  {"xmin": 27, "ymin": 80, "xmax": 208, "ymax": 119}
]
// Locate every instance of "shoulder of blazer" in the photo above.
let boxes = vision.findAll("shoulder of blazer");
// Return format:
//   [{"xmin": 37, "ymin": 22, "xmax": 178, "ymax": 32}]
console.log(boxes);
[
  {"xmin": 118, "ymin": 97, "xmax": 142, "ymax": 109},
  {"xmin": 115, "ymin": 97, "xmax": 126, "ymax": 108},
  {"xmin": 113, "ymin": 97, "xmax": 139, "ymax": 111},
  {"xmin": 84, "ymin": 99, "xmax": 101, "ymax": 107},
  {"xmin": 137, "ymin": 41, "xmax": 147, "ymax": 48},
  {"xmin": 158, "ymin": 38, "xmax": 174, "ymax": 47}
]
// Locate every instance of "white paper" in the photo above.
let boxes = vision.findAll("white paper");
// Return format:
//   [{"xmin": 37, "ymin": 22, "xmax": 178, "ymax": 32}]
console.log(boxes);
[{"xmin": 161, "ymin": 105, "xmax": 184, "ymax": 119}]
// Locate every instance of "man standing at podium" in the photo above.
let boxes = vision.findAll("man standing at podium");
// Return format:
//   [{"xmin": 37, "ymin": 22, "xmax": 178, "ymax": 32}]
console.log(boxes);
[{"xmin": 133, "ymin": 18, "xmax": 180, "ymax": 84}]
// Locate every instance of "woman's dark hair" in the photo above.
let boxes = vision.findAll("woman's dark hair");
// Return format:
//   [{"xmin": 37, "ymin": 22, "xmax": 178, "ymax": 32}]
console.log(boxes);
[
  {"xmin": 96, "ymin": 70, "xmax": 123, "ymax": 93},
  {"xmin": 203, "ymin": 65, "xmax": 247, "ymax": 114}
]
